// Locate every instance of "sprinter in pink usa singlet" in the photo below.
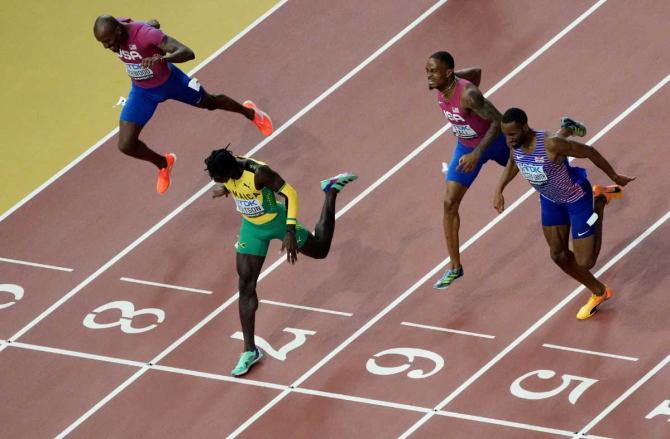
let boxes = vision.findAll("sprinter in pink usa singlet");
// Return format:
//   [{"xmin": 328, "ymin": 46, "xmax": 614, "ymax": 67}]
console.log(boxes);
[{"xmin": 93, "ymin": 15, "xmax": 273, "ymax": 194}]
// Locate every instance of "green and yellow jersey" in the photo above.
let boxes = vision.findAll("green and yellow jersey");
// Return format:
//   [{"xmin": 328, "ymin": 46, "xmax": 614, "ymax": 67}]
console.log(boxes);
[{"xmin": 223, "ymin": 158, "xmax": 281, "ymax": 225}]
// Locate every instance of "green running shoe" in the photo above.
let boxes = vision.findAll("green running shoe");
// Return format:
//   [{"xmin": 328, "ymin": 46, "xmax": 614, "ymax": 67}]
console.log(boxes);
[
  {"xmin": 231, "ymin": 347, "xmax": 263, "ymax": 377},
  {"xmin": 432, "ymin": 267, "xmax": 464, "ymax": 290},
  {"xmin": 560, "ymin": 116, "xmax": 587, "ymax": 138},
  {"xmin": 320, "ymin": 172, "xmax": 358, "ymax": 193}
]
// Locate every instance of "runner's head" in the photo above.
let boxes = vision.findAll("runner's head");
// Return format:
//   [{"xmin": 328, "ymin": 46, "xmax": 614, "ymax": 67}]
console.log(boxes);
[
  {"xmin": 426, "ymin": 51, "xmax": 455, "ymax": 91},
  {"xmin": 501, "ymin": 107, "xmax": 530, "ymax": 149},
  {"xmin": 94, "ymin": 15, "xmax": 125, "ymax": 53},
  {"xmin": 205, "ymin": 146, "xmax": 241, "ymax": 183}
]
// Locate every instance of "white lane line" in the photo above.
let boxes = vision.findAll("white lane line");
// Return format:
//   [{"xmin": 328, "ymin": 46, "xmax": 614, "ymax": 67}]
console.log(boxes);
[
  {"xmin": 2, "ymin": 0, "xmax": 447, "ymax": 353},
  {"xmin": 244, "ymin": 0, "xmax": 449, "ymax": 157},
  {"xmin": 436, "ymin": 410, "xmax": 613, "ymax": 439},
  {"xmin": 399, "ymin": 209, "xmax": 670, "ymax": 438},
  {"xmin": 120, "ymin": 277, "xmax": 212, "ymax": 295},
  {"xmin": 0, "ymin": 0, "xmax": 289, "ymax": 223},
  {"xmin": 0, "ymin": 257, "xmax": 73, "ymax": 272},
  {"xmin": 260, "ymin": 299, "xmax": 352, "ymax": 316},
  {"xmin": 401, "ymin": 321, "xmax": 495, "ymax": 339},
  {"xmin": 574, "ymin": 354, "xmax": 670, "ymax": 438},
  {"xmin": 46, "ymin": 2, "xmax": 453, "ymax": 434},
  {"xmin": 542, "ymin": 343, "xmax": 638, "ymax": 362},
  {"xmin": 0, "ymin": 338, "xmax": 609, "ymax": 438},
  {"xmin": 7, "ymin": 341, "xmax": 146, "ymax": 368}
]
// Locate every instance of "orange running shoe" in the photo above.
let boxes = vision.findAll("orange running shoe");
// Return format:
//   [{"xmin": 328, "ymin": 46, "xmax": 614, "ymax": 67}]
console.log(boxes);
[
  {"xmin": 576, "ymin": 286, "xmax": 613, "ymax": 320},
  {"xmin": 593, "ymin": 184, "xmax": 624, "ymax": 204},
  {"xmin": 243, "ymin": 100, "xmax": 273, "ymax": 136},
  {"xmin": 156, "ymin": 153, "xmax": 176, "ymax": 194}
]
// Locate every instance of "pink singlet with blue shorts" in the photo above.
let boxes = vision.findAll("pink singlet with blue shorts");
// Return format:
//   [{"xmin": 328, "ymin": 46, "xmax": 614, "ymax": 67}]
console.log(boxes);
[
  {"xmin": 117, "ymin": 18, "xmax": 205, "ymax": 125},
  {"xmin": 437, "ymin": 78, "xmax": 509, "ymax": 187}
]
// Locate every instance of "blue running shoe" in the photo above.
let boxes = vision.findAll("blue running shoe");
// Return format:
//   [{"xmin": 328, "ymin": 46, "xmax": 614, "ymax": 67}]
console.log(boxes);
[{"xmin": 432, "ymin": 267, "xmax": 464, "ymax": 290}]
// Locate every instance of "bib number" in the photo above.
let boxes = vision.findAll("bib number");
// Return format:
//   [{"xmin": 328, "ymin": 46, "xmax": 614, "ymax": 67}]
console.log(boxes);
[{"xmin": 518, "ymin": 163, "xmax": 548, "ymax": 185}]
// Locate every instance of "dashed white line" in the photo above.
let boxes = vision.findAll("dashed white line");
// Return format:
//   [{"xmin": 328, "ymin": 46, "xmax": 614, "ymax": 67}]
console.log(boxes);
[
  {"xmin": 542, "ymin": 343, "xmax": 638, "ymax": 362},
  {"xmin": 0, "ymin": 257, "xmax": 73, "ymax": 272},
  {"xmin": 120, "ymin": 277, "xmax": 212, "ymax": 295},
  {"xmin": 401, "ymin": 321, "xmax": 495, "ymax": 339},
  {"xmin": 260, "ymin": 299, "xmax": 352, "ymax": 316}
]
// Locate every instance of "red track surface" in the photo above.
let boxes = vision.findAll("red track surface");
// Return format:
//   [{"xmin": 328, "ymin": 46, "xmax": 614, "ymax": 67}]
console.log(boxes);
[{"xmin": 1, "ymin": 1, "xmax": 669, "ymax": 438}]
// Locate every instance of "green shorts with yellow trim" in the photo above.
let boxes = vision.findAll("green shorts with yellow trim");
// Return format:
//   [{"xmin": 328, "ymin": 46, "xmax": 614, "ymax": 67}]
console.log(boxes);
[{"xmin": 237, "ymin": 204, "xmax": 309, "ymax": 257}]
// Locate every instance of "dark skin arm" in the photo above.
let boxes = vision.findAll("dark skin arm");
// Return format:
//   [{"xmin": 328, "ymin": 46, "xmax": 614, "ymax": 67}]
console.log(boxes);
[
  {"xmin": 455, "ymin": 67, "xmax": 481, "ymax": 87},
  {"xmin": 492, "ymin": 152, "xmax": 520, "ymax": 213},
  {"xmin": 457, "ymin": 85, "xmax": 502, "ymax": 172},
  {"xmin": 254, "ymin": 166, "xmax": 299, "ymax": 264},
  {"xmin": 141, "ymin": 34, "xmax": 195, "ymax": 68},
  {"xmin": 544, "ymin": 135, "xmax": 636, "ymax": 186},
  {"xmin": 146, "ymin": 18, "xmax": 160, "ymax": 29}
]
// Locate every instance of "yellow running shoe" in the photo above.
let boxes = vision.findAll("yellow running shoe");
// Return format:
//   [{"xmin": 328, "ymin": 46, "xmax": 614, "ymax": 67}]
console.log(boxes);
[
  {"xmin": 593, "ymin": 185, "xmax": 624, "ymax": 204},
  {"xmin": 576, "ymin": 286, "xmax": 613, "ymax": 320}
]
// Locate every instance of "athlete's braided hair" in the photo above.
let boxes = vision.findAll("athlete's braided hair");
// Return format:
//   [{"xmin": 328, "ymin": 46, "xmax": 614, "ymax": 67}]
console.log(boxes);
[
  {"xmin": 430, "ymin": 51, "xmax": 454, "ymax": 69},
  {"xmin": 502, "ymin": 107, "xmax": 528, "ymax": 125},
  {"xmin": 204, "ymin": 144, "xmax": 237, "ymax": 179}
]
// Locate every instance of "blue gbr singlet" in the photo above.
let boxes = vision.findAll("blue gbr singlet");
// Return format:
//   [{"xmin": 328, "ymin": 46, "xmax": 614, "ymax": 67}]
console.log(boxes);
[{"xmin": 513, "ymin": 131, "xmax": 586, "ymax": 204}]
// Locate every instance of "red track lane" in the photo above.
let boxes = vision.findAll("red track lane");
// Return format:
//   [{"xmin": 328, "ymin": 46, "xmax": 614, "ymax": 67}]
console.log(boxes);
[
  {"xmin": 1, "ymin": 1, "xmax": 669, "ymax": 438},
  {"xmin": 0, "ymin": 0, "xmax": 436, "ymax": 338},
  {"xmin": 15, "ymin": 0, "xmax": 588, "ymax": 362},
  {"xmin": 439, "ymin": 88, "xmax": 670, "ymax": 435},
  {"xmin": 299, "ymin": 0, "xmax": 670, "ymax": 413}
]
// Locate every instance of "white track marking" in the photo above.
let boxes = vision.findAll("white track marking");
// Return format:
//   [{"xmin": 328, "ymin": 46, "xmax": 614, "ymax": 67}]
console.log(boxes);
[
  {"xmin": 243, "ymin": 0, "xmax": 449, "ymax": 157},
  {"xmin": 401, "ymin": 321, "xmax": 495, "ymax": 339},
  {"xmin": 0, "ymin": 0, "xmax": 289, "ymax": 223},
  {"xmin": 0, "ymin": 338, "xmax": 613, "ymax": 438},
  {"xmin": 1, "ymin": 0, "xmax": 446, "ymax": 354},
  {"xmin": 0, "ymin": 257, "xmax": 73, "ymax": 272},
  {"xmin": 399, "ymin": 209, "xmax": 670, "ymax": 438},
  {"xmin": 231, "ymin": 67, "xmax": 665, "ymax": 439},
  {"xmin": 435, "ymin": 410, "xmax": 613, "ymax": 439},
  {"xmin": 260, "ymin": 299, "xmax": 352, "ymax": 316},
  {"xmin": 574, "ymin": 354, "xmax": 670, "ymax": 438},
  {"xmin": 542, "ymin": 343, "xmax": 638, "ymax": 362},
  {"xmin": 7, "ymin": 341, "xmax": 145, "ymax": 368},
  {"xmin": 120, "ymin": 277, "xmax": 212, "ymax": 295}
]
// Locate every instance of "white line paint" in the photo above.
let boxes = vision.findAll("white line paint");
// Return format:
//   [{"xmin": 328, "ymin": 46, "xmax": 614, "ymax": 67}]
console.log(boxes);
[
  {"xmin": 0, "ymin": 337, "xmax": 612, "ymax": 438},
  {"xmin": 401, "ymin": 321, "xmax": 495, "ymax": 339},
  {"xmin": 56, "ymin": 367, "xmax": 150, "ymax": 439},
  {"xmin": 574, "ymin": 354, "xmax": 670, "ymax": 438},
  {"xmin": 8, "ymin": 341, "xmax": 146, "ymax": 368},
  {"xmin": 260, "ymin": 299, "xmax": 352, "ymax": 316},
  {"xmin": 399, "ymin": 209, "xmax": 670, "ymax": 438},
  {"xmin": 0, "ymin": 0, "xmax": 289, "ymax": 223},
  {"xmin": 0, "ymin": 257, "xmax": 73, "ymax": 272},
  {"xmin": 3, "ymin": 0, "xmax": 446, "ymax": 354},
  {"xmin": 243, "ymin": 0, "xmax": 449, "ymax": 158},
  {"xmin": 120, "ymin": 277, "xmax": 212, "ymax": 295},
  {"xmin": 542, "ymin": 343, "xmax": 638, "ymax": 362},
  {"xmin": 49, "ymin": 2, "xmax": 457, "ymax": 435},
  {"xmin": 436, "ymin": 410, "xmax": 613, "ymax": 439}
]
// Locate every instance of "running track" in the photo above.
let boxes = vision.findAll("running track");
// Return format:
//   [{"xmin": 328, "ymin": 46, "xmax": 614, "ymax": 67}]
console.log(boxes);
[{"xmin": 1, "ymin": 1, "xmax": 669, "ymax": 437}]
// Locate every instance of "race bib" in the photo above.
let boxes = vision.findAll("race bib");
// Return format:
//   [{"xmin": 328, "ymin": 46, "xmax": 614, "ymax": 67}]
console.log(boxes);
[
  {"xmin": 518, "ymin": 163, "xmax": 548, "ymax": 185},
  {"xmin": 451, "ymin": 124, "xmax": 478, "ymax": 139},
  {"xmin": 234, "ymin": 198, "xmax": 265, "ymax": 217},
  {"xmin": 124, "ymin": 63, "xmax": 154, "ymax": 81}
]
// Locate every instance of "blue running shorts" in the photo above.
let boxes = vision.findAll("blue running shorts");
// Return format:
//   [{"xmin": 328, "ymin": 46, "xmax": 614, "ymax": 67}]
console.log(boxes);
[{"xmin": 120, "ymin": 64, "xmax": 206, "ymax": 126}]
